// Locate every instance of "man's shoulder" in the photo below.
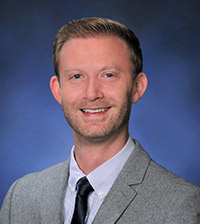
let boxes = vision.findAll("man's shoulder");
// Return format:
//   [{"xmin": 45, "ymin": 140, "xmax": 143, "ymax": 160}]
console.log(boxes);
[
  {"xmin": 114, "ymin": 140, "xmax": 200, "ymax": 223},
  {"xmin": 17, "ymin": 159, "xmax": 69, "ymax": 187},
  {"xmin": 134, "ymin": 141, "xmax": 200, "ymax": 216},
  {"xmin": 135, "ymin": 141, "xmax": 199, "ymax": 191},
  {"xmin": 148, "ymin": 159, "xmax": 200, "ymax": 193},
  {"xmin": 0, "ymin": 160, "xmax": 70, "ymax": 223},
  {"xmin": 133, "ymin": 139, "xmax": 200, "ymax": 192},
  {"xmin": 8, "ymin": 159, "xmax": 70, "ymax": 200}
]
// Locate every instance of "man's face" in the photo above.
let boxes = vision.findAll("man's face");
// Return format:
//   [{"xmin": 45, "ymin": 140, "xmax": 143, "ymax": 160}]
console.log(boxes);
[{"xmin": 54, "ymin": 35, "xmax": 136, "ymax": 141}]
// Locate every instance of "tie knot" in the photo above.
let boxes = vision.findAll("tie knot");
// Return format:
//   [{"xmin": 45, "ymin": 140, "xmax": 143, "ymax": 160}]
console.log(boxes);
[{"xmin": 76, "ymin": 177, "xmax": 94, "ymax": 196}]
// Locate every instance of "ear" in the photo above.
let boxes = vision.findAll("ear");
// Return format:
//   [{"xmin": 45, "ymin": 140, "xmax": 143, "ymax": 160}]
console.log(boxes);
[
  {"xmin": 50, "ymin": 76, "xmax": 62, "ymax": 105},
  {"xmin": 132, "ymin": 72, "xmax": 148, "ymax": 104}
]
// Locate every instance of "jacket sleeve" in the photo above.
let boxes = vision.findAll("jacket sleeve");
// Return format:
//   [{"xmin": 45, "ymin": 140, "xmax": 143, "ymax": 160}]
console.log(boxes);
[{"xmin": 0, "ymin": 180, "xmax": 19, "ymax": 224}]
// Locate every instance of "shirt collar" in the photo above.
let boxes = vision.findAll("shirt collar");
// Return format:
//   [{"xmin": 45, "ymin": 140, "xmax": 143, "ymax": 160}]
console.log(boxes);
[{"xmin": 68, "ymin": 136, "xmax": 135, "ymax": 199}]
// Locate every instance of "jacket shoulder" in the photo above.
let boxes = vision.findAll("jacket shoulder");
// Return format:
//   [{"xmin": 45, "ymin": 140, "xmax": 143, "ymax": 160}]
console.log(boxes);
[
  {"xmin": 0, "ymin": 160, "xmax": 69, "ymax": 224},
  {"xmin": 147, "ymin": 159, "xmax": 200, "ymax": 193},
  {"xmin": 17, "ymin": 160, "xmax": 69, "ymax": 186},
  {"xmin": 118, "ymin": 141, "xmax": 200, "ymax": 223},
  {"xmin": 135, "ymin": 157, "xmax": 200, "ymax": 223}
]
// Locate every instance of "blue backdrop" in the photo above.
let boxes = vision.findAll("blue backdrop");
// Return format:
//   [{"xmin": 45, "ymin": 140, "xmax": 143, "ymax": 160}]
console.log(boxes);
[{"xmin": 0, "ymin": 0, "xmax": 200, "ymax": 206}]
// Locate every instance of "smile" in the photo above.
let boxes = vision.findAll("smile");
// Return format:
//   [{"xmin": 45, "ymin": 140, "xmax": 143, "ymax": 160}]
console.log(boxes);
[{"xmin": 80, "ymin": 107, "xmax": 111, "ymax": 114}]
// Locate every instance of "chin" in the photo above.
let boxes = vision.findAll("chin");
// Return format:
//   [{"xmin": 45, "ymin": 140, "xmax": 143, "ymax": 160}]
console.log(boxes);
[{"xmin": 74, "ymin": 125, "xmax": 124, "ymax": 143}]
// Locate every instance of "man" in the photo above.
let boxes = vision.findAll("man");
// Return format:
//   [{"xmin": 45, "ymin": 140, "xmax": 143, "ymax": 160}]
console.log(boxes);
[{"xmin": 0, "ymin": 17, "xmax": 200, "ymax": 224}]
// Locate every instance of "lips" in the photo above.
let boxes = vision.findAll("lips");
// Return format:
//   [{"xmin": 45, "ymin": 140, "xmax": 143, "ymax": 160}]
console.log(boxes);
[{"xmin": 80, "ymin": 107, "xmax": 111, "ymax": 114}]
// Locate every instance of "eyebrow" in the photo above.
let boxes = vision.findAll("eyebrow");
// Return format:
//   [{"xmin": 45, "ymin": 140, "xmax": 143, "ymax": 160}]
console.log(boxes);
[
  {"xmin": 63, "ymin": 68, "xmax": 82, "ymax": 75},
  {"xmin": 99, "ymin": 65, "xmax": 122, "ymax": 72}
]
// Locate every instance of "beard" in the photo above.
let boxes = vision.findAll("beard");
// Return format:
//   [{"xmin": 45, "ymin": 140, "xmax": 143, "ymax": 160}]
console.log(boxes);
[{"xmin": 61, "ymin": 93, "xmax": 132, "ymax": 142}]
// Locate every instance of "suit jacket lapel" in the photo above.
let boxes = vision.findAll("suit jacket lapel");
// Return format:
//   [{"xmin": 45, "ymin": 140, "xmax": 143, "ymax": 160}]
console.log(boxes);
[{"xmin": 93, "ymin": 140, "xmax": 151, "ymax": 224}]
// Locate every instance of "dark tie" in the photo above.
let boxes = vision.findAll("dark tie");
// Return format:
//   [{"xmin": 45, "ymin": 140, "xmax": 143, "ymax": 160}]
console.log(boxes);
[{"xmin": 71, "ymin": 177, "xmax": 94, "ymax": 224}]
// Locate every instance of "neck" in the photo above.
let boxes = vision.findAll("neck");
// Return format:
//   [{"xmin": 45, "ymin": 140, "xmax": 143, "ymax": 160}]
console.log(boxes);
[{"xmin": 72, "ymin": 129, "xmax": 129, "ymax": 175}]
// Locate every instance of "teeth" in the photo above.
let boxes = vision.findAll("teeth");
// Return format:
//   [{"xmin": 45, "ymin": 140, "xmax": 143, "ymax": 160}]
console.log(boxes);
[{"xmin": 82, "ymin": 108, "xmax": 109, "ymax": 114}]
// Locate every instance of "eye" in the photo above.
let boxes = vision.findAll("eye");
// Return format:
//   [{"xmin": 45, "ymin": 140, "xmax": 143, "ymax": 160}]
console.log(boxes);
[
  {"xmin": 72, "ymin": 74, "xmax": 82, "ymax": 79},
  {"xmin": 104, "ymin": 73, "xmax": 114, "ymax": 78}
]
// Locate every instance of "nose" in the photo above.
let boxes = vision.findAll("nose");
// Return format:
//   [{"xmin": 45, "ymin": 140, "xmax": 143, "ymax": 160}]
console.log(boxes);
[{"xmin": 84, "ymin": 77, "xmax": 104, "ymax": 101}]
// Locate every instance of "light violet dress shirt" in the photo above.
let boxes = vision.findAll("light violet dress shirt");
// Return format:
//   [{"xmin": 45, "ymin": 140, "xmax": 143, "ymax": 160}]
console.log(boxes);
[{"xmin": 64, "ymin": 136, "xmax": 135, "ymax": 224}]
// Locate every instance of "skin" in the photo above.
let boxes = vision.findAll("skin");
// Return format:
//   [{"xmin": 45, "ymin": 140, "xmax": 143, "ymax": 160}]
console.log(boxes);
[{"xmin": 50, "ymin": 35, "xmax": 148, "ymax": 174}]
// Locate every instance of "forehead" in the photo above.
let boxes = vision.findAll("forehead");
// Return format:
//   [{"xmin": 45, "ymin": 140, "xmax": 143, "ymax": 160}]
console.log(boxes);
[{"xmin": 58, "ymin": 35, "xmax": 132, "ymax": 69}]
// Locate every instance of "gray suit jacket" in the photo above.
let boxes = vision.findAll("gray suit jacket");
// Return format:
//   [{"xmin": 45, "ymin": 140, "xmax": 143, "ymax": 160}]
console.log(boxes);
[{"xmin": 1, "ymin": 140, "xmax": 200, "ymax": 224}]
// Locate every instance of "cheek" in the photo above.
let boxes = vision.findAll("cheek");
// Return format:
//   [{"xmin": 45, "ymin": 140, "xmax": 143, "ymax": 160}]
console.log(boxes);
[
  {"xmin": 61, "ymin": 84, "xmax": 81, "ymax": 100},
  {"xmin": 108, "ymin": 84, "xmax": 131, "ymax": 99},
  {"xmin": 61, "ymin": 89, "xmax": 85, "ymax": 111}
]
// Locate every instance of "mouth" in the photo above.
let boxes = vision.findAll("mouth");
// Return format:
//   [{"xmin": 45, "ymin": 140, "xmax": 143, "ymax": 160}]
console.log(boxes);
[{"xmin": 80, "ymin": 107, "xmax": 111, "ymax": 114}]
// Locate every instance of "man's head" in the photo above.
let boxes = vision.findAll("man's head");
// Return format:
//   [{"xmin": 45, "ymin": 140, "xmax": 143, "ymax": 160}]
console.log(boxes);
[
  {"xmin": 53, "ymin": 17, "xmax": 143, "ymax": 80},
  {"xmin": 50, "ymin": 17, "xmax": 148, "ymax": 143}
]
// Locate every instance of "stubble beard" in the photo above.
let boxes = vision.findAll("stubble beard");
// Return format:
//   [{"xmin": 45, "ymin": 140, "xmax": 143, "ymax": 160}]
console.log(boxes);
[{"xmin": 61, "ymin": 93, "xmax": 133, "ymax": 143}]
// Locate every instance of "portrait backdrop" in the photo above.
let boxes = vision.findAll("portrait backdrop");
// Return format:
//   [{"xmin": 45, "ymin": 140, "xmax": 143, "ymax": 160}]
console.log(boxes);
[{"xmin": 0, "ymin": 0, "xmax": 200, "ymax": 206}]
